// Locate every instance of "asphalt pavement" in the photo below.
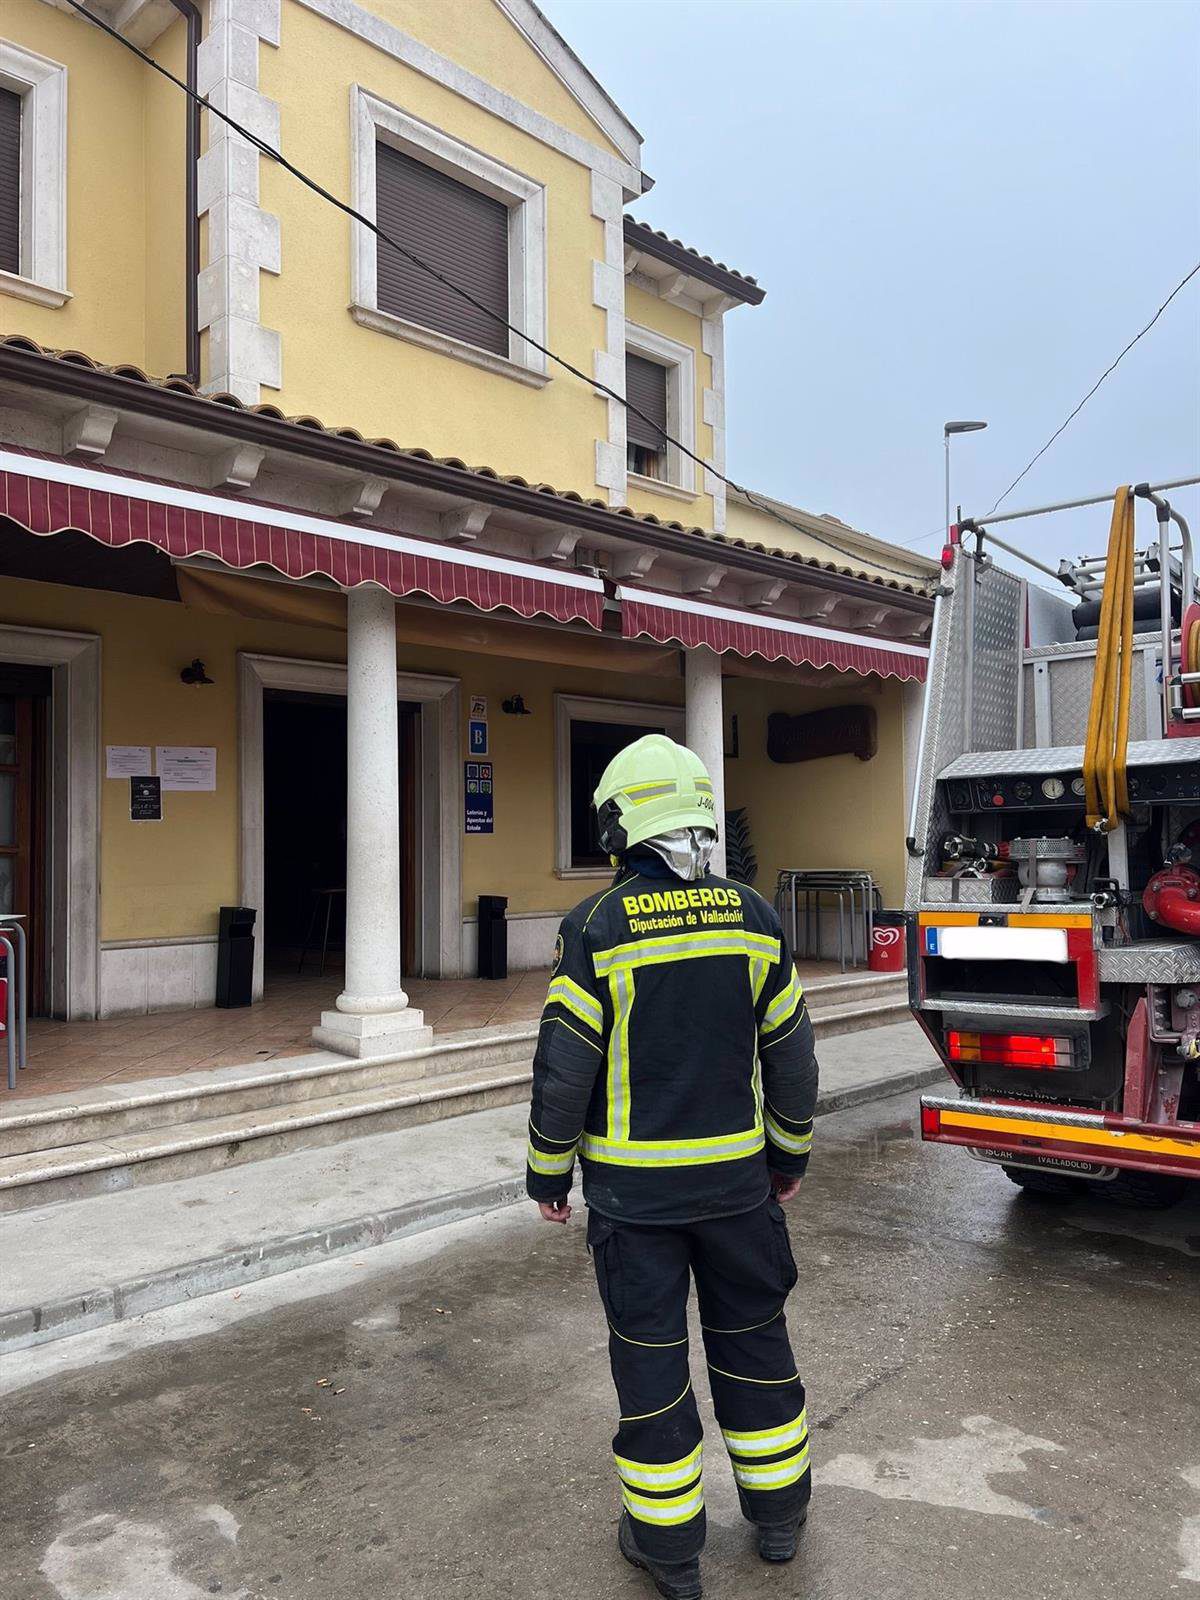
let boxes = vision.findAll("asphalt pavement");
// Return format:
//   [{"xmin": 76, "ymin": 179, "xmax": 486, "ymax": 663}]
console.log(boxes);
[{"xmin": 3, "ymin": 1089, "xmax": 1199, "ymax": 1600}]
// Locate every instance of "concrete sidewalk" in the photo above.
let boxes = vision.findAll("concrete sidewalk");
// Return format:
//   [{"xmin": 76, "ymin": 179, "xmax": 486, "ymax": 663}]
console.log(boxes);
[{"xmin": 0, "ymin": 1019, "xmax": 943, "ymax": 1353}]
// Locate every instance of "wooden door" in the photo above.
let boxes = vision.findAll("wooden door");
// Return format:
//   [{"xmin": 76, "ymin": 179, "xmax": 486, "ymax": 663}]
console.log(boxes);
[
  {"xmin": 0, "ymin": 691, "xmax": 47, "ymax": 1014},
  {"xmin": 399, "ymin": 702, "xmax": 419, "ymax": 976}
]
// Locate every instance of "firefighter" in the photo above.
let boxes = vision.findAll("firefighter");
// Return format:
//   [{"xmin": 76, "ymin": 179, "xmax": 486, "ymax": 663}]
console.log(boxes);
[{"xmin": 526, "ymin": 733, "xmax": 817, "ymax": 1600}]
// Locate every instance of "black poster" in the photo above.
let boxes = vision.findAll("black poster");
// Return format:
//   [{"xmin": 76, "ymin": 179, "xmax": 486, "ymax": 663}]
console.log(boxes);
[{"xmin": 130, "ymin": 775, "xmax": 162, "ymax": 822}]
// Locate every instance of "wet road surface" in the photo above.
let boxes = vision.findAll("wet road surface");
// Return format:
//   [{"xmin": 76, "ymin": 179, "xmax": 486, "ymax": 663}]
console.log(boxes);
[{"xmin": 3, "ymin": 1089, "xmax": 1199, "ymax": 1599}]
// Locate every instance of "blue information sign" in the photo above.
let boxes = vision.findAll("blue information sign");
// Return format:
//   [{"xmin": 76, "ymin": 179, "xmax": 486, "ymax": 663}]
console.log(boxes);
[
  {"xmin": 468, "ymin": 719, "xmax": 489, "ymax": 756},
  {"xmin": 465, "ymin": 761, "xmax": 494, "ymax": 834}
]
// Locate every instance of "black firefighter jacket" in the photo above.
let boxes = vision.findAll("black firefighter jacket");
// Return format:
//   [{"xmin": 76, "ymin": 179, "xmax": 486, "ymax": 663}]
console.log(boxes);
[{"xmin": 525, "ymin": 863, "xmax": 819, "ymax": 1225}]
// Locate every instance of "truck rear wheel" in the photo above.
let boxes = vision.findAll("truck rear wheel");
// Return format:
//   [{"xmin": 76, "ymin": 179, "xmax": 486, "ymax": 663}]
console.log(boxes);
[
  {"xmin": 1104, "ymin": 1171, "xmax": 1187, "ymax": 1209},
  {"xmin": 1002, "ymin": 1165, "xmax": 1082, "ymax": 1200}
]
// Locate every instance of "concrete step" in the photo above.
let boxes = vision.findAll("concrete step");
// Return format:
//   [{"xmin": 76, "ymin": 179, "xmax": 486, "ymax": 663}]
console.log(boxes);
[
  {"xmin": 810, "ymin": 995, "xmax": 914, "ymax": 1040},
  {"xmin": 804, "ymin": 970, "xmax": 908, "ymax": 1012},
  {"xmin": 0, "ymin": 979, "xmax": 913, "ymax": 1211},
  {"xmin": 0, "ymin": 1026, "xmax": 537, "ymax": 1160},
  {"xmin": 0, "ymin": 1061, "xmax": 536, "ymax": 1214}
]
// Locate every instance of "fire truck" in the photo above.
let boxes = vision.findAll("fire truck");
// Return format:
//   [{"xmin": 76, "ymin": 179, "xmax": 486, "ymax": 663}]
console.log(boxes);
[{"xmin": 907, "ymin": 477, "xmax": 1200, "ymax": 1204}]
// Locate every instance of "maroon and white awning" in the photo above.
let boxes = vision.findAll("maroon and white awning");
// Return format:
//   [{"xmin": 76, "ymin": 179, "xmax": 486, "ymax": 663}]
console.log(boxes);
[
  {"xmin": 0, "ymin": 448, "xmax": 606, "ymax": 628},
  {"xmin": 618, "ymin": 585, "xmax": 928, "ymax": 682}
]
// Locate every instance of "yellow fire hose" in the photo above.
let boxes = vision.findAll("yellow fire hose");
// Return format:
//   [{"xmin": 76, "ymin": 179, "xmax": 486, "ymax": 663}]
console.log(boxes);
[{"xmin": 1082, "ymin": 486, "xmax": 1135, "ymax": 832}]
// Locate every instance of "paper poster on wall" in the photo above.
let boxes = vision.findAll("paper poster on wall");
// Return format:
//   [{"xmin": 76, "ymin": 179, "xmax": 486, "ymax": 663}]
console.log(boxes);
[
  {"xmin": 106, "ymin": 746, "xmax": 153, "ymax": 779},
  {"xmin": 469, "ymin": 695, "xmax": 487, "ymax": 719},
  {"xmin": 130, "ymin": 775, "xmax": 162, "ymax": 822},
  {"xmin": 157, "ymin": 746, "xmax": 217, "ymax": 791},
  {"xmin": 464, "ymin": 761, "xmax": 494, "ymax": 834}
]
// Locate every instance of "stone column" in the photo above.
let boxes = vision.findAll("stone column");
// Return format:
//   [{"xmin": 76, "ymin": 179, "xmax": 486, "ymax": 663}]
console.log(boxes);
[
  {"xmin": 685, "ymin": 645, "xmax": 727, "ymax": 877},
  {"xmin": 313, "ymin": 586, "xmax": 432, "ymax": 1057}
]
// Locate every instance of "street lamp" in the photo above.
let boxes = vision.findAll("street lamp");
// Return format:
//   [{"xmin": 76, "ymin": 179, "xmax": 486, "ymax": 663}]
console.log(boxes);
[{"xmin": 944, "ymin": 420, "xmax": 988, "ymax": 538}]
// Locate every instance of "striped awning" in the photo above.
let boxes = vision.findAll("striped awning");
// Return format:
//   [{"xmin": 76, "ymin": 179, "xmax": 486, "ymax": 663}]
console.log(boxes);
[
  {"xmin": 618, "ymin": 585, "xmax": 928, "ymax": 682},
  {"xmin": 0, "ymin": 448, "xmax": 606, "ymax": 628}
]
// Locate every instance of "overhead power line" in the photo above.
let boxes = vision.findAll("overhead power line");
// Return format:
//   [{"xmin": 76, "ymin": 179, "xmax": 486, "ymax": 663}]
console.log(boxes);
[
  {"xmin": 983, "ymin": 258, "xmax": 1200, "ymax": 517},
  {"xmin": 60, "ymin": 0, "xmax": 929, "ymax": 587}
]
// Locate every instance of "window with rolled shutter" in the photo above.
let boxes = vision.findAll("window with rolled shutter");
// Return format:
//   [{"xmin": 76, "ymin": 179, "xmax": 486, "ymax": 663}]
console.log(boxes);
[
  {"xmin": 0, "ymin": 87, "xmax": 21, "ymax": 277},
  {"xmin": 375, "ymin": 143, "xmax": 510, "ymax": 358},
  {"xmin": 625, "ymin": 352, "xmax": 669, "ymax": 481}
]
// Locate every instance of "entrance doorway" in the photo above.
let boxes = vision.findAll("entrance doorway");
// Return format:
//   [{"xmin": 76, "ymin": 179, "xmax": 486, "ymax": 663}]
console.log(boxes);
[
  {"xmin": 0, "ymin": 666, "xmax": 50, "ymax": 1015},
  {"xmin": 262, "ymin": 690, "xmax": 420, "ymax": 981}
]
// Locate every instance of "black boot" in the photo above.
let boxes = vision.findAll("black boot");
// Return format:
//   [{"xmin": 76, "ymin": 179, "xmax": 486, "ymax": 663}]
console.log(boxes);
[
  {"xmin": 618, "ymin": 1512, "xmax": 702, "ymax": 1600},
  {"xmin": 756, "ymin": 1508, "xmax": 807, "ymax": 1563}
]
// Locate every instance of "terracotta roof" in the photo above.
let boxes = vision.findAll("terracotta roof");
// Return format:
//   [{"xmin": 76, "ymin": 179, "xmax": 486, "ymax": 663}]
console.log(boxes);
[
  {"xmin": 0, "ymin": 335, "xmax": 933, "ymax": 601},
  {"xmin": 623, "ymin": 217, "xmax": 765, "ymax": 304}
]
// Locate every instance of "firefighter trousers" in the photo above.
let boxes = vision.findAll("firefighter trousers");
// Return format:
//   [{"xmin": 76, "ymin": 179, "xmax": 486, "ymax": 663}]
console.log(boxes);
[{"xmin": 586, "ymin": 1196, "xmax": 810, "ymax": 1565}]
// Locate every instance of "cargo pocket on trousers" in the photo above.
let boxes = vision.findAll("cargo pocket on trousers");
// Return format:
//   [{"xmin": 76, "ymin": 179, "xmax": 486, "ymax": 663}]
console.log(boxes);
[
  {"xmin": 767, "ymin": 1198, "xmax": 799, "ymax": 1294},
  {"xmin": 586, "ymin": 1211, "xmax": 625, "ymax": 1322}
]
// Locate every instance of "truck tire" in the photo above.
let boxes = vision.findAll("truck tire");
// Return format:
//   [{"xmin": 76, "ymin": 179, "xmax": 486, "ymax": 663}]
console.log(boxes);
[
  {"xmin": 1104, "ymin": 1170, "xmax": 1187, "ymax": 1209},
  {"xmin": 1002, "ymin": 1165, "xmax": 1082, "ymax": 1200}
]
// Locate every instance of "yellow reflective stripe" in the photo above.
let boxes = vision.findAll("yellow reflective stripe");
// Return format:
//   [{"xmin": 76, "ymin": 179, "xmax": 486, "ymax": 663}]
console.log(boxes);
[
  {"xmin": 582, "ymin": 1125, "xmax": 764, "ymax": 1167},
  {"xmin": 593, "ymin": 928, "xmax": 780, "ymax": 976},
  {"xmin": 621, "ymin": 1485, "xmax": 704, "ymax": 1525},
  {"xmin": 701, "ymin": 1307, "xmax": 783, "ymax": 1336},
  {"xmin": 544, "ymin": 1015, "xmax": 603, "ymax": 1055},
  {"xmin": 759, "ymin": 1010, "xmax": 808, "ymax": 1052},
  {"xmin": 762, "ymin": 974, "xmax": 804, "ymax": 1034},
  {"xmin": 607, "ymin": 968, "xmax": 635, "ymax": 1141},
  {"xmin": 707, "ymin": 1363, "xmax": 801, "ymax": 1386},
  {"xmin": 614, "ymin": 1444, "xmax": 702, "ymax": 1490},
  {"xmin": 722, "ymin": 1409, "xmax": 808, "ymax": 1454},
  {"xmin": 527, "ymin": 1118, "xmax": 581, "ymax": 1149},
  {"xmin": 621, "ymin": 1379, "xmax": 693, "ymax": 1424},
  {"xmin": 546, "ymin": 974, "xmax": 603, "ymax": 1033},
  {"xmin": 608, "ymin": 1321, "xmax": 689, "ymax": 1350},
  {"xmin": 749, "ymin": 955, "xmax": 771, "ymax": 1004},
  {"xmin": 732, "ymin": 1445, "xmax": 810, "ymax": 1490},
  {"xmin": 622, "ymin": 779, "xmax": 679, "ymax": 797},
  {"xmin": 764, "ymin": 1113, "xmax": 812, "ymax": 1156},
  {"xmin": 526, "ymin": 1141, "xmax": 576, "ymax": 1176}
]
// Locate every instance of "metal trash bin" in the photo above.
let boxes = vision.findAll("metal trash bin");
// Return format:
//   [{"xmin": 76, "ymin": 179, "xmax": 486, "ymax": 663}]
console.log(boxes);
[
  {"xmin": 216, "ymin": 905, "xmax": 257, "ymax": 1008},
  {"xmin": 477, "ymin": 894, "xmax": 508, "ymax": 980}
]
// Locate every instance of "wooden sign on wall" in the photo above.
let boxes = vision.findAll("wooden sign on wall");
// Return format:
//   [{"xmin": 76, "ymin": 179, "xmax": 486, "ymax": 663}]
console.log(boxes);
[{"xmin": 767, "ymin": 704, "xmax": 878, "ymax": 765}]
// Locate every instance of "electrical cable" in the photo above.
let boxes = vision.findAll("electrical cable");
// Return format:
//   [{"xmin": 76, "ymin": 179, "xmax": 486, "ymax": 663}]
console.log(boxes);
[
  {"xmin": 984, "ymin": 259, "xmax": 1200, "ymax": 517},
  {"xmin": 60, "ymin": 0, "xmax": 930, "ymax": 586}
]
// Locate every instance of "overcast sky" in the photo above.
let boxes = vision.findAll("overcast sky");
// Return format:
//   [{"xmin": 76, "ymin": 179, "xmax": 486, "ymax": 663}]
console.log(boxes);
[{"xmin": 545, "ymin": 0, "xmax": 1199, "ymax": 580}]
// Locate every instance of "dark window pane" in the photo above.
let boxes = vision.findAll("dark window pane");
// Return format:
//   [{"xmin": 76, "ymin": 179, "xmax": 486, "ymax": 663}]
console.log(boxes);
[
  {"xmin": 570, "ymin": 718, "xmax": 665, "ymax": 867},
  {"xmin": 625, "ymin": 352, "xmax": 668, "ymax": 452},
  {"xmin": 0, "ymin": 88, "xmax": 21, "ymax": 277},
  {"xmin": 376, "ymin": 143, "xmax": 510, "ymax": 357}
]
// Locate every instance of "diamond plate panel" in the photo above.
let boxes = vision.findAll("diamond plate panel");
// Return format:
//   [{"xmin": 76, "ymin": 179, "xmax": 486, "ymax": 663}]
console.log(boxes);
[
  {"xmin": 968, "ymin": 565, "xmax": 1023, "ymax": 752},
  {"xmin": 922, "ymin": 877, "xmax": 1021, "ymax": 905},
  {"xmin": 1096, "ymin": 942, "xmax": 1200, "ymax": 983},
  {"xmin": 940, "ymin": 737, "xmax": 1200, "ymax": 778}
]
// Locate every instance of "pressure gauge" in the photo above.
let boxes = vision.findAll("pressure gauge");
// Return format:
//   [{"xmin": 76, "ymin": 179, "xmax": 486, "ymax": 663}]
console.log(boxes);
[
  {"xmin": 1071, "ymin": 776, "xmax": 1086, "ymax": 797},
  {"xmin": 1041, "ymin": 777, "xmax": 1066, "ymax": 800}
]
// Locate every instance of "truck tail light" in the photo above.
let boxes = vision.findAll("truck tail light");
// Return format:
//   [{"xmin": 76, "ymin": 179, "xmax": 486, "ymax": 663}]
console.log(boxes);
[
  {"xmin": 947, "ymin": 1030, "xmax": 1073, "ymax": 1069},
  {"xmin": 920, "ymin": 1104, "xmax": 942, "ymax": 1137}
]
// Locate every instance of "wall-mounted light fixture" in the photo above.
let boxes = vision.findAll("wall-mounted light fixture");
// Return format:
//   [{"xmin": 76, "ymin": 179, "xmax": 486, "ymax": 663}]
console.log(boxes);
[
  {"xmin": 502, "ymin": 694, "xmax": 532, "ymax": 716},
  {"xmin": 180, "ymin": 658, "xmax": 214, "ymax": 686}
]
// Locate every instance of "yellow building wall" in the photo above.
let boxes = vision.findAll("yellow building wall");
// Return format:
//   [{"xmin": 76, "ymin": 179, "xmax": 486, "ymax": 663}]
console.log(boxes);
[
  {"xmin": 622, "ymin": 279, "xmax": 715, "ymax": 529},
  {"xmin": 0, "ymin": 0, "xmax": 150, "ymax": 364},
  {"xmin": 143, "ymin": 21, "xmax": 190, "ymax": 381},
  {"xmin": 367, "ymin": 0, "xmax": 632, "ymax": 160},
  {"xmin": 725, "ymin": 495, "xmax": 937, "ymax": 590},
  {"xmin": 258, "ymin": 0, "xmax": 612, "ymax": 497},
  {"xmin": 723, "ymin": 673, "xmax": 908, "ymax": 910},
  {"xmin": 0, "ymin": 578, "xmax": 684, "ymax": 942}
]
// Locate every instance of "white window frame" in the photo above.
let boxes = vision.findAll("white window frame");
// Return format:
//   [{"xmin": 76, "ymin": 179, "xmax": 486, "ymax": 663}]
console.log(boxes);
[
  {"xmin": 0, "ymin": 42, "xmax": 68, "ymax": 309},
  {"xmin": 624, "ymin": 323, "xmax": 696, "ymax": 496},
  {"xmin": 555, "ymin": 693, "xmax": 685, "ymax": 878},
  {"xmin": 350, "ymin": 86, "xmax": 548, "ymax": 387}
]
